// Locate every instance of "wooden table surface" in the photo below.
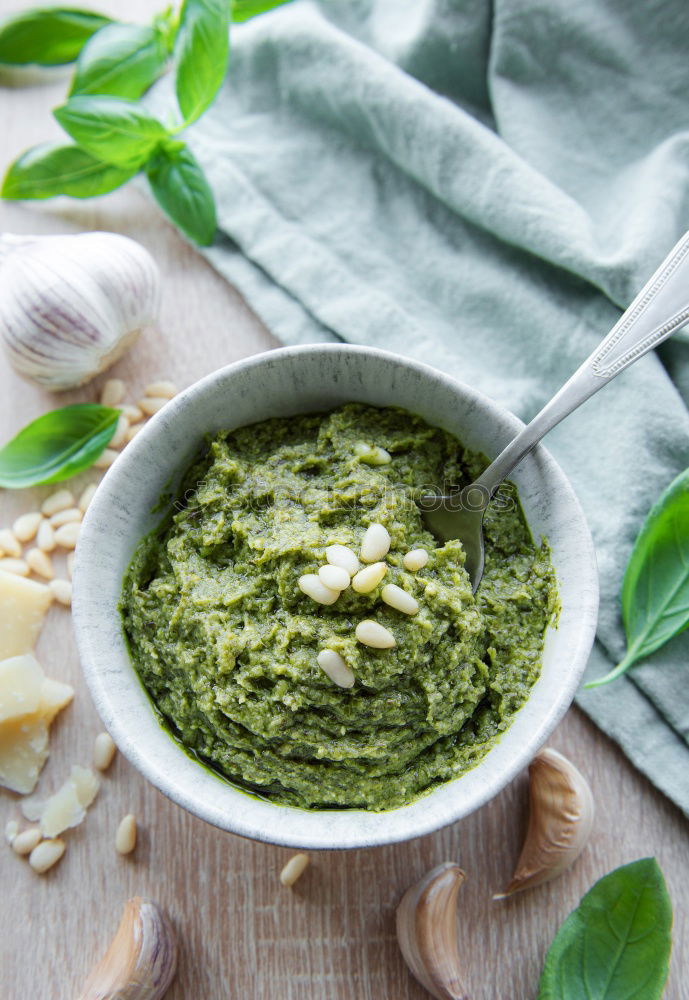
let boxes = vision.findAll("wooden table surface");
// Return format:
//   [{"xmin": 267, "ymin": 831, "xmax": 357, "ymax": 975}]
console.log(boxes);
[{"xmin": 1, "ymin": 3, "xmax": 687, "ymax": 997}]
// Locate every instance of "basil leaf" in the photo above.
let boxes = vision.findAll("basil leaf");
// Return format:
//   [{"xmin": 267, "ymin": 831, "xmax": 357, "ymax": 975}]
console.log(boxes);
[
  {"xmin": 69, "ymin": 22, "xmax": 170, "ymax": 100},
  {"xmin": 174, "ymin": 0, "xmax": 230, "ymax": 125},
  {"xmin": 0, "ymin": 405, "xmax": 120, "ymax": 489},
  {"xmin": 537, "ymin": 858, "xmax": 672, "ymax": 1000},
  {"xmin": 232, "ymin": 0, "xmax": 294, "ymax": 22},
  {"xmin": 586, "ymin": 467, "xmax": 689, "ymax": 688},
  {"xmin": 0, "ymin": 7, "xmax": 111, "ymax": 66},
  {"xmin": 54, "ymin": 96, "xmax": 169, "ymax": 168},
  {"xmin": 146, "ymin": 143, "xmax": 216, "ymax": 246},
  {"xmin": 2, "ymin": 143, "xmax": 137, "ymax": 200}
]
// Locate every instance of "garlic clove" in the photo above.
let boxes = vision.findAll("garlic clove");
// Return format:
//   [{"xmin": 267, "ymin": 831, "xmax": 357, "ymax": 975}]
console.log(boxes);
[
  {"xmin": 396, "ymin": 862, "xmax": 469, "ymax": 1000},
  {"xmin": 77, "ymin": 896, "xmax": 177, "ymax": 1000},
  {"xmin": 0, "ymin": 232, "xmax": 160, "ymax": 391},
  {"xmin": 494, "ymin": 747, "xmax": 594, "ymax": 899}
]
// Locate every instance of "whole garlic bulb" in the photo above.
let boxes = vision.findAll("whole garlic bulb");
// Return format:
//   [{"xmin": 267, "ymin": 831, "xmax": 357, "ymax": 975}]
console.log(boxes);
[{"xmin": 0, "ymin": 231, "xmax": 160, "ymax": 390}]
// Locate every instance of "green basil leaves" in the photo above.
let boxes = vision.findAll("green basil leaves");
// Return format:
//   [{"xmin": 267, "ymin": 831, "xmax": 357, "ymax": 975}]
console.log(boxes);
[
  {"xmin": 0, "ymin": 7, "xmax": 111, "ymax": 66},
  {"xmin": 54, "ymin": 96, "xmax": 169, "ymax": 168},
  {"xmin": 174, "ymin": 0, "xmax": 230, "ymax": 125},
  {"xmin": 231, "ymin": 0, "xmax": 294, "ymax": 22},
  {"xmin": 537, "ymin": 859, "xmax": 672, "ymax": 1000},
  {"xmin": 69, "ymin": 21, "xmax": 172, "ymax": 99},
  {"xmin": 1, "ymin": 143, "xmax": 138, "ymax": 199},
  {"xmin": 0, "ymin": 404, "xmax": 120, "ymax": 488},
  {"xmin": 147, "ymin": 143, "xmax": 217, "ymax": 245}
]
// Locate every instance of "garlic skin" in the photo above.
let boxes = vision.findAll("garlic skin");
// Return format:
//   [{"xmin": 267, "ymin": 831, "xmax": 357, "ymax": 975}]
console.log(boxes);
[
  {"xmin": 396, "ymin": 862, "xmax": 469, "ymax": 1000},
  {"xmin": 0, "ymin": 232, "xmax": 159, "ymax": 390},
  {"xmin": 494, "ymin": 747, "xmax": 594, "ymax": 899},
  {"xmin": 78, "ymin": 897, "xmax": 177, "ymax": 1000}
]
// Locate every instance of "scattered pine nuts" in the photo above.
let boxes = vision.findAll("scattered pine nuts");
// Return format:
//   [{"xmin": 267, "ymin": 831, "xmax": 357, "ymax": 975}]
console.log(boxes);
[
  {"xmin": 360, "ymin": 523, "xmax": 391, "ymax": 563},
  {"xmin": 66, "ymin": 553, "xmax": 76, "ymax": 580},
  {"xmin": 12, "ymin": 512, "xmax": 42, "ymax": 543},
  {"xmin": 298, "ymin": 574, "xmax": 340, "ymax": 605},
  {"xmin": 78, "ymin": 484, "xmax": 98, "ymax": 513},
  {"xmin": 351, "ymin": 561, "xmax": 387, "ymax": 594},
  {"xmin": 317, "ymin": 650, "xmax": 355, "ymax": 688},
  {"xmin": 109, "ymin": 414, "xmax": 130, "ymax": 449},
  {"xmin": 93, "ymin": 732, "xmax": 117, "ymax": 772},
  {"xmin": 355, "ymin": 620, "xmax": 396, "ymax": 649},
  {"xmin": 115, "ymin": 814, "xmax": 137, "ymax": 855},
  {"xmin": 29, "ymin": 838, "xmax": 65, "ymax": 874},
  {"xmin": 354, "ymin": 441, "xmax": 392, "ymax": 465},
  {"xmin": 121, "ymin": 404, "xmax": 143, "ymax": 422},
  {"xmin": 144, "ymin": 380, "xmax": 177, "ymax": 399},
  {"xmin": 50, "ymin": 579, "xmax": 72, "ymax": 606},
  {"xmin": 54, "ymin": 523, "xmax": 80, "ymax": 549},
  {"xmin": 403, "ymin": 548, "xmax": 429, "ymax": 572},
  {"xmin": 94, "ymin": 448, "xmax": 118, "ymax": 470},
  {"xmin": 0, "ymin": 558, "xmax": 29, "ymax": 576},
  {"xmin": 12, "ymin": 827, "xmax": 42, "ymax": 856},
  {"xmin": 26, "ymin": 548, "xmax": 54, "ymax": 581},
  {"xmin": 0, "ymin": 528, "xmax": 21, "ymax": 558},
  {"xmin": 36, "ymin": 520, "xmax": 56, "ymax": 553},
  {"xmin": 100, "ymin": 378, "xmax": 126, "ymax": 408},
  {"xmin": 49, "ymin": 507, "xmax": 82, "ymax": 528},
  {"xmin": 41, "ymin": 489, "xmax": 74, "ymax": 517},
  {"xmin": 325, "ymin": 544, "xmax": 360, "ymax": 576},
  {"xmin": 318, "ymin": 564, "xmax": 350, "ymax": 592},
  {"xmin": 280, "ymin": 852, "xmax": 310, "ymax": 887},
  {"xmin": 381, "ymin": 584, "xmax": 419, "ymax": 616},
  {"xmin": 5, "ymin": 820, "xmax": 19, "ymax": 844},
  {"xmin": 125, "ymin": 422, "xmax": 144, "ymax": 442},
  {"xmin": 139, "ymin": 397, "xmax": 169, "ymax": 416}
]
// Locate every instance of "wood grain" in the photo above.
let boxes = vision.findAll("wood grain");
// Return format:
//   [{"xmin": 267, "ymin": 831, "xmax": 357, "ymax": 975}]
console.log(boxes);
[{"xmin": 0, "ymin": 3, "xmax": 687, "ymax": 997}]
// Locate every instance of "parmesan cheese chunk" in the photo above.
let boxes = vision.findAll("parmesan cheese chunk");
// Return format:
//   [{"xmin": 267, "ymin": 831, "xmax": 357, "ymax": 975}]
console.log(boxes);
[
  {"xmin": 0, "ymin": 572, "xmax": 52, "ymax": 659},
  {"xmin": 22, "ymin": 765, "xmax": 100, "ymax": 837},
  {"xmin": 0, "ymin": 715, "xmax": 49, "ymax": 795},
  {"xmin": 0, "ymin": 654, "xmax": 43, "ymax": 722}
]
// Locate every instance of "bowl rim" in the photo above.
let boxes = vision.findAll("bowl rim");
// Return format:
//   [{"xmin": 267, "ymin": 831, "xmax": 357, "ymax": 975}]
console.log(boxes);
[{"xmin": 73, "ymin": 343, "xmax": 599, "ymax": 849}]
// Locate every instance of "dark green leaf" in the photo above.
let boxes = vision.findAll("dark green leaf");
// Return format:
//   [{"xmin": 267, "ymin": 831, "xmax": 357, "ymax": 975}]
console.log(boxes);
[
  {"xmin": 69, "ymin": 22, "xmax": 170, "ymax": 99},
  {"xmin": 54, "ymin": 95, "xmax": 168, "ymax": 168},
  {"xmin": 586, "ymin": 467, "xmax": 689, "ymax": 688},
  {"xmin": 2, "ymin": 143, "xmax": 136, "ymax": 200},
  {"xmin": 0, "ymin": 405, "xmax": 120, "ymax": 489},
  {"xmin": 231, "ymin": 0, "xmax": 293, "ymax": 22},
  {"xmin": 0, "ymin": 7, "xmax": 111, "ymax": 66},
  {"xmin": 174, "ymin": 0, "xmax": 230, "ymax": 125},
  {"xmin": 537, "ymin": 859, "xmax": 672, "ymax": 1000},
  {"xmin": 146, "ymin": 143, "xmax": 216, "ymax": 246}
]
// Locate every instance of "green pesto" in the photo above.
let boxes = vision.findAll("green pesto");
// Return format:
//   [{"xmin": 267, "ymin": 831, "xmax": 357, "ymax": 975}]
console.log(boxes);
[{"xmin": 120, "ymin": 404, "xmax": 558, "ymax": 811}]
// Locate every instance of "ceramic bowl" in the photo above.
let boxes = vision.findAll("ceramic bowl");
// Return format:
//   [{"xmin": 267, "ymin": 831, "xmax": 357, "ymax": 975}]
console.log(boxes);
[{"xmin": 72, "ymin": 345, "xmax": 598, "ymax": 849}]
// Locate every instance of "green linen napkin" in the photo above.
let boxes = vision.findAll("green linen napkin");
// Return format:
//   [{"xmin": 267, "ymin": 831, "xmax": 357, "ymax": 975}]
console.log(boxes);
[{"xmin": 185, "ymin": 0, "xmax": 689, "ymax": 815}]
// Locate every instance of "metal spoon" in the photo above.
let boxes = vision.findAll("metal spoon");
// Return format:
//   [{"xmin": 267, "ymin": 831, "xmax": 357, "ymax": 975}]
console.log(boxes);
[{"xmin": 421, "ymin": 231, "xmax": 689, "ymax": 591}]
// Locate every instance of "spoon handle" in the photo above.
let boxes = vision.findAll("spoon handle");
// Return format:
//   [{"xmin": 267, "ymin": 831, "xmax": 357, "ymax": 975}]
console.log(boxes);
[{"xmin": 475, "ymin": 231, "xmax": 689, "ymax": 500}]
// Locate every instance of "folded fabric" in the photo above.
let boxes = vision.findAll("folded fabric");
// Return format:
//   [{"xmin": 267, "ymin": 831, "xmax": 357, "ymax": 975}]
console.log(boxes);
[{"xmin": 178, "ymin": 0, "xmax": 689, "ymax": 814}]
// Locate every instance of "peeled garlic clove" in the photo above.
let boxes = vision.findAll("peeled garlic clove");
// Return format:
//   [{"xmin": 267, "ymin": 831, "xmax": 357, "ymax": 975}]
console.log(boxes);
[
  {"xmin": 494, "ymin": 747, "xmax": 594, "ymax": 899},
  {"xmin": 0, "ymin": 232, "xmax": 159, "ymax": 390},
  {"xmin": 77, "ymin": 896, "xmax": 177, "ymax": 1000},
  {"xmin": 396, "ymin": 862, "xmax": 469, "ymax": 1000}
]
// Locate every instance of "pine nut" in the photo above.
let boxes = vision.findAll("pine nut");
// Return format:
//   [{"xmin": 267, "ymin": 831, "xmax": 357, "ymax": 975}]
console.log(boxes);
[
  {"xmin": 100, "ymin": 378, "xmax": 126, "ymax": 407},
  {"xmin": 12, "ymin": 827, "xmax": 42, "ymax": 856},
  {"xmin": 355, "ymin": 620, "xmax": 396, "ymax": 648},
  {"xmin": 78, "ymin": 484, "xmax": 98, "ymax": 513},
  {"xmin": 0, "ymin": 558, "xmax": 29, "ymax": 576},
  {"xmin": 93, "ymin": 732, "xmax": 117, "ymax": 771},
  {"xmin": 298, "ymin": 573, "xmax": 340, "ymax": 605},
  {"xmin": 125, "ymin": 422, "xmax": 144, "ymax": 442},
  {"xmin": 50, "ymin": 579, "xmax": 72, "ymax": 606},
  {"xmin": 115, "ymin": 814, "xmax": 137, "ymax": 855},
  {"xmin": 0, "ymin": 528, "xmax": 21, "ymax": 558},
  {"xmin": 139, "ymin": 397, "xmax": 169, "ymax": 416},
  {"xmin": 5, "ymin": 819, "xmax": 19, "ymax": 844},
  {"xmin": 144, "ymin": 380, "xmax": 177, "ymax": 399},
  {"xmin": 403, "ymin": 548, "xmax": 429, "ymax": 571},
  {"xmin": 94, "ymin": 448, "xmax": 118, "ymax": 470},
  {"xmin": 280, "ymin": 853, "xmax": 310, "ymax": 887},
  {"xmin": 317, "ymin": 650, "xmax": 355, "ymax": 688},
  {"xmin": 12, "ymin": 512, "xmax": 42, "ymax": 543},
  {"xmin": 26, "ymin": 548, "xmax": 54, "ymax": 580},
  {"xmin": 66, "ymin": 553, "xmax": 76, "ymax": 580},
  {"xmin": 325, "ymin": 544, "xmax": 360, "ymax": 576},
  {"xmin": 36, "ymin": 520, "xmax": 56, "ymax": 553},
  {"xmin": 121, "ymin": 404, "xmax": 143, "ymax": 422},
  {"xmin": 41, "ymin": 489, "xmax": 74, "ymax": 517},
  {"xmin": 360, "ymin": 523, "xmax": 391, "ymax": 563},
  {"xmin": 318, "ymin": 564, "xmax": 350, "ymax": 592},
  {"xmin": 351, "ymin": 561, "xmax": 387, "ymax": 594},
  {"xmin": 354, "ymin": 441, "xmax": 392, "ymax": 465},
  {"xmin": 29, "ymin": 838, "xmax": 65, "ymax": 873},
  {"xmin": 109, "ymin": 414, "xmax": 130, "ymax": 449},
  {"xmin": 381, "ymin": 583, "xmax": 418, "ymax": 616},
  {"xmin": 49, "ymin": 507, "xmax": 81, "ymax": 528},
  {"xmin": 54, "ymin": 523, "xmax": 80, "ymax": 549}
]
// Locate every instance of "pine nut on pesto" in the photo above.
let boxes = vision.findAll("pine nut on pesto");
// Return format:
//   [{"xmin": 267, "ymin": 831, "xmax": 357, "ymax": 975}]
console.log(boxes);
[{"xmin": 120, "ymin": 404, "xmax": 558, "ymax": 812}]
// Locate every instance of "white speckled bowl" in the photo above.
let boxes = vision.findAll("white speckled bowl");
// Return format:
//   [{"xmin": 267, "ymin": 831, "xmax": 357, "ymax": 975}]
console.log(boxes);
[{"xmin": 73, "ymin": 345, "xmax": 598, "ymax": 849}]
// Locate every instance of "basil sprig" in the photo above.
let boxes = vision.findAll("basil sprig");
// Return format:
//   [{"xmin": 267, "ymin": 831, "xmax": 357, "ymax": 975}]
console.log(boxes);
[
  {"xmin": 537, "ymin": 858, "xmax": 672, "ymax": 1000},
  {"xmin": 0, "ymin": 7, "xmax": 111, "ymax": 66},
  {"xmin": 587, "ymin": 466, "xmax": 689, "ymax": 687},
  {"xmin": 175, "ymin": 0, "xmax": 230, "ymax": 125},
  {"xmin": 54, "ymin": 96, "xmax": 170, "ymax": 168},
  {"xmin": 1, "ymin": 144, "xmax": 137, "ymax": 200},
  {"xmin": 69, "ymin": 19, "xmax": 175, "ymax": 100},
  {"xmin": 0, "ymin": 404, "xmax": 120, "ymax": 489},
  {"xmin": 147, "ymin": 143, "xmax": 217, "ymax": 246}
]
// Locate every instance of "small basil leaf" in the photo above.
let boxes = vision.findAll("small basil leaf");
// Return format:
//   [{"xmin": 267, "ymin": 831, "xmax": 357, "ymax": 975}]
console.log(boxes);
[
  {"xmin": 537, "ymin": 858, "xmax": 672, "ymax": 1000},
  {"xmin": 231, "ymin": 0, "xmax": 294, "ymax": 22},
  {"xmin": 0, "ymin": 404, "xmax": 120, "ymax": 489},
  {"xmin": 54, "ymin": 96, "xmax": 169, "ymax": 168},
  {"xmin": 146, "ymin": 143, "xmax": 216, "ymax": 246},
  {"xmin": 2, "ymin": 143, "xmax": 137, "ymax": 200},
  {"xmin": 69, "ymin": 22, "xmax": 170, "ymax": 99},
  {"xmin": 586, "ymin": 467, "xmax": 689, "ymax": 688},
  {"xmin": 0, "ymin": 7, "xmax": 111, "ymax": 66},
  {"xmin": 174, "ymin": 0, "xmax": 230, "ymax": 125}
]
